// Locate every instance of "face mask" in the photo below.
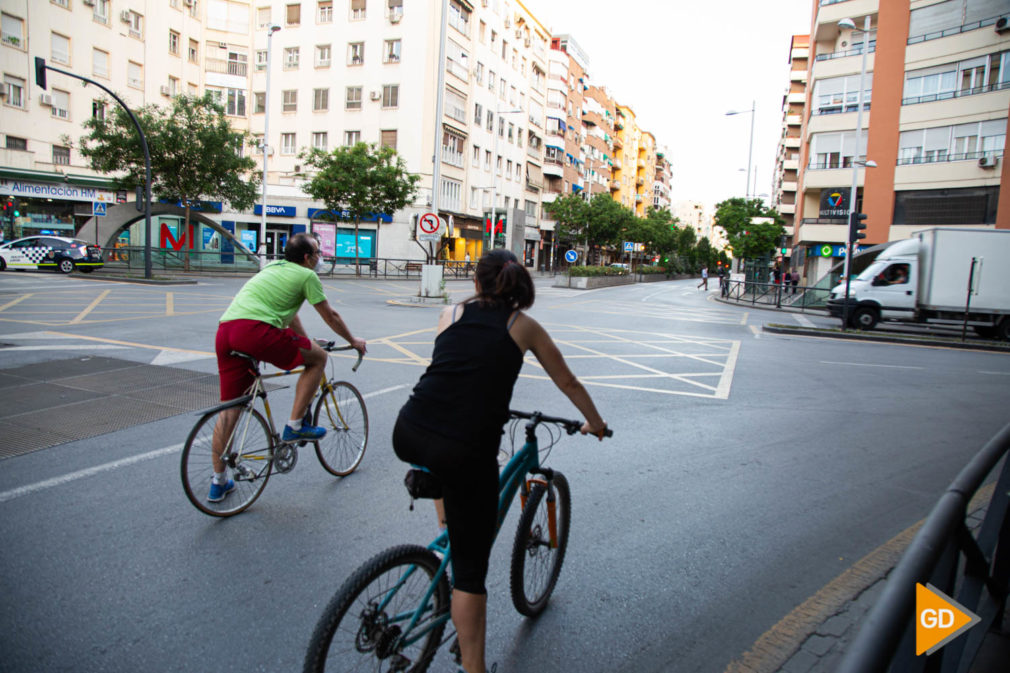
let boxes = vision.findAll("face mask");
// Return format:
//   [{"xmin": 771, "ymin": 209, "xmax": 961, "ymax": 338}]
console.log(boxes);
[{"xmin": 314, "ymin": 257, "xmax": 327, "ymax": 273}]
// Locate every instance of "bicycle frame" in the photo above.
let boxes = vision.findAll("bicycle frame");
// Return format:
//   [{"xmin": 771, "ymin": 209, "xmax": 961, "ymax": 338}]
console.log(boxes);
[{"xmin": 385, "ymin": 419, "xmax": 552, "ymax": 653}]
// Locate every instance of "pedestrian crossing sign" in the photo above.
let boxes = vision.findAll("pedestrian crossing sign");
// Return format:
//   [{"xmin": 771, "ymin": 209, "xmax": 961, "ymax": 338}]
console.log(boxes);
[{"xmin": 92, "ymin": 202, "xmax": 107, "ymax": 217}]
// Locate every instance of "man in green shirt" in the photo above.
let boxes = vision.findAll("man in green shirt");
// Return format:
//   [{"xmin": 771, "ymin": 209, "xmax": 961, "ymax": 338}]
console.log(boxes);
[{"xmin": 209, "ymin": 232, "xmax": 367, "ymax": 502}]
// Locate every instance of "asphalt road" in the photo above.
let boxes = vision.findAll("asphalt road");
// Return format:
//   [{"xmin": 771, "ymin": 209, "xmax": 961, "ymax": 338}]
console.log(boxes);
[{"xmin": 0, "ymin": 272, "xmax": 1008, "ymax": 673}]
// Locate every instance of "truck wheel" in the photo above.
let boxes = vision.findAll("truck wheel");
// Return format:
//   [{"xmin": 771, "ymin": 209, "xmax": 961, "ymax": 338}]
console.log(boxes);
[
  {"xmin": 850, "ymin": 306, "xmax": 878, "ymax": 330},
  {"xmin": 997, "ymin": 318, "xmax": 1010, "ymax": 342}
]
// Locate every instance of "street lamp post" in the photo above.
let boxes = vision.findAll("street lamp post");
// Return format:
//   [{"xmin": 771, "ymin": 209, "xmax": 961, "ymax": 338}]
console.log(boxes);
[
  {"xmin": 839, "ymin": 16, "xmax": 873, "ymax": 330},
  {"xmin": 259, "ymin": 24, "xmax": 280, "ymax": 269},
  {"xmin": 726, "ymin": 101, "xmax": 755, "ymax": 199},
  {"xmin": 487, "ymin": 108, "xmax": 523, "ymax": 254}
]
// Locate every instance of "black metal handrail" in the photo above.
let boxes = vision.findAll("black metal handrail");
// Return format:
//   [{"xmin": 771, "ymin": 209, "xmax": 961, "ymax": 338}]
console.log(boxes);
[
  {"xmin": 836, "ymin": 422, "xmax": 1010, "ymax": 673},
  {"xmin": 721, "ymin": 279, "xmax": 831, "ymax": 312}
]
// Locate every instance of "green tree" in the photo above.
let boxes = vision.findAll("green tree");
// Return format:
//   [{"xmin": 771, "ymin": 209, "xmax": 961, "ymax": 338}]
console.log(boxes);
[
  {"xmin": 585, "ymin": 194, "xmax": 636, "ymax": 262},
  {"xmin": 638, "ymin": 207, "xmax": 678, "ymax": 267},
  {"xmin": 543, "ymin": 192, "xmax": 591, "ymax": 246},
  {"xmin": 74, "ymin": 94, "xmax": 259, "ymax": 267},
  {"xmin": 300, "ymin": 142, "xmax": 418, "ymax": 273},
  {"xmin": 713, "ymin": 197, "xmax": 785, "ymax": 262}
]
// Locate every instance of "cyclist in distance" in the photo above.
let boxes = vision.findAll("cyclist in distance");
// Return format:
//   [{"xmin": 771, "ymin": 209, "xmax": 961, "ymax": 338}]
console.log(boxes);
[
  {"xmin": 210, "ymin": 232, "xmax": 367, "ymax": 502},
  {"xmin": 393, "ymin": 249, "xmax": 607, "ymax": 673}
]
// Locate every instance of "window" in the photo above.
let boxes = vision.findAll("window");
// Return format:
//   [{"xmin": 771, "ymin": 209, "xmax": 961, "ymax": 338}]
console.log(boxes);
[
  {"xmin": 344, "ymin": 130, "xmax": 361, "ymax": 146},
  {"xmin": 187, "ymin": 0, "xmax": 199, "ymax": 18},
  {"xmin": 484, "ymin": 150, "xmax": 491, "ymax": 171},
  {"xmin": 51, "ymin": 32, "xmax": 70, "ymax": 65},
  {"xmin": 5, "ymin": 136, "xmax": 26, "ymax": 151},
  {"xmin": 445, "ymin": 87, "xmax": 466, "ymax": 122},
  {"xmin": 479, "ymin": 21, "xmax": 486, "ymax": 43},
  {"xmin": 313, "ymin": 88, "xmax": 329, "ymax": 111},
  {"xmin": 440, "ymin": 177, "xmax": 461, "ymax": 211},
  {"xmin": 286, "ymin": 3, "xmax": 301, "ymax": 25},
  {"xmin": 505, "ymin": 160, "xmax": 512, "ymax": 180},
  {"xmin": 346, "ymin": 86, "xmax": 362, "ymax": 109},
  {"xmin": 3, "ymin": 75, "xmax": 24, "ymax": 107},
  {"xmin": 2, "ymin": 13, "xmax": 24, "ymax": 48},
  {"xmin": 92, "ymin": 0, "xmax": 109, "ymax": 24},
  {"xmin": 350, "ymin": 0, "xmax": 366, "ymax": 20},
  {"xmin": 808, "ymin": 131, "xmax": 866, "ymax": 169},
  {"xmin": 226, "ymin": 88, "xmax": 246, "ymax": 116},
  {"xmin": 254, "ymin": 92, "xmax": 265, "ymax": 114},
  {"xmin": 388, "ymin": 0, "xmax": 403, "ymax": 20},
  {"xmin": 189, "ymin": 39, "xmax": 199, "ymax": 63},
  {"xmin": 51, "ymin": 89, "xmax": 70, "ymax": 119},
  {"xmin": 318, "ymin": 1, "xmax": 333, "ymax": 23},
  {"xmin": 473, "ymin": 102, "xmax": 483, "ymax": 125},
  {"xmin": 168, "ymin": 76, "xmax": 179, "ymax": 97},
  {"xmin": 348, "ymin": 42, "xmax": 364, "ymax": 65},
  {"xmin": 284, "ymin": 47, "xmax": 300, "ymax": 69},
  {"xmin": 447, "ymin": 0, "xmax": 469, "ymax": 34},
  {"xmin": 384, "ymin": 39, "xmax": 401, "ymax": 63},
  {"xmin": 256, "ymin": 49, "xmax": 268, "ymax": 70},
  {"xmin": 813, "ymin": 74, "xmax": 873, "ymax": 115},
  {"xmin": 472, "ymin": 144, "xmax": 480, "ymax": 164},
  {"xmin": 382, "ymin": 84, "xmax": 399, "ymax": 108},
  {"xmin": 488, "ymin": 70, "xmax": 496, "ymax": 92},
  {"xmin": 127, "ymin": 62, "xmax": 143, "ymax": 89},
  {"xmin": 281, "ymin": 133, "xmax": 297, "ymax": 154},
  {"xmin": 52, "ymin": 145, "xmax": 70, "ymax": 165},
  {"xmin": 282, "ymin": 89, "xmax": 297, "ymax": 112},
  {"xmin": 316, "ymin": 44, "xmax": 331, "ymax": 67},
  {"xmin": 470, "ymin": 187, "xmax": 480, "ymax": 209},
  {"xmin": 474, "ymin": 62, "xmax": 484, "ymax": 85},
  {"xmin": 125, "ymin": 10, "xmax": 143, "ymax": 38},
  {"xmin": 380, "ymin": 129, "xmax": 397, "ymax": 149},
  {"xmin": 312, "ymin": 131, "xmax": 328, "ymax": 150},
  {"xmin": 442, "ymin": 131, "xmax": 464, "ymax": 167},
  {"xmin": 257, "ymin": 7, "xmax": 271, "ymax": 28},
  {"xmin": 486, "ymin": 110, "xmax": 493, "ymax": 131},
  {"xmin": 169, "ymin": 30, "xmax": 180, "ymax": 56},
  {"xmin": 92, "ymin": 100, "xmax": 106, "ymax": 120},
  {"xmin": 446, "ymin": 40, "xmax": 468, "ymax": 81}
]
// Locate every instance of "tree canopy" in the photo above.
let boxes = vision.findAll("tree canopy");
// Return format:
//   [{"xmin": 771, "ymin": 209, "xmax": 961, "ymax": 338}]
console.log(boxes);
[
  {"xmin": 300, "ymin": 142, "xmax": 418, "ymax": 270},
  {"xmin": 712, "ymin": 197, "xmax": 785, "ymax": 261}
]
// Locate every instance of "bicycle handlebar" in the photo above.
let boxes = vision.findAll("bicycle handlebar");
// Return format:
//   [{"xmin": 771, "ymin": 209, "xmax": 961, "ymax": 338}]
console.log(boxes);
[
  {"xmin": 319, "ymin": 341, "xmax": 364, "ymax": 372},
  {"xmin": 508, "ymin": 409, "xmax": 613, "ymax": 438}
]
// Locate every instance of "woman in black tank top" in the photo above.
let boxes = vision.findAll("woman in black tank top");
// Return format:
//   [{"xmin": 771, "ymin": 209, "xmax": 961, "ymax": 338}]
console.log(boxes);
[{"xmin": 393, "ymin": 250, "xmax": 607, "ymax": 673}]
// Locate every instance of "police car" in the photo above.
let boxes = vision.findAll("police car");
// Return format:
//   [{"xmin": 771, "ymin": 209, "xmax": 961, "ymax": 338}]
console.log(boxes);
[{"xmin": 0, "ymin": 236, "xmax": 104, "ymax": 274}]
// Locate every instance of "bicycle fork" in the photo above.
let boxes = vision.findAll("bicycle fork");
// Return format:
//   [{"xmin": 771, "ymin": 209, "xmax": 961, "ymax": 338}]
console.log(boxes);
[{"xmin": 521, "ymin": 470, "xmax": 560, "ymax": 549}]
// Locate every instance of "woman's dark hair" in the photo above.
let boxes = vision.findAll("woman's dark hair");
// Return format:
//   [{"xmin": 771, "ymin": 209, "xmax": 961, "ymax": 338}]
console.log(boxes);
[
  {"xmin": 284, "ymin": 232, "xmax": 317, "ymax": 263},
  {"xmin": 471, "ymin": 249, "xmax": 534, "ymax": 310}
]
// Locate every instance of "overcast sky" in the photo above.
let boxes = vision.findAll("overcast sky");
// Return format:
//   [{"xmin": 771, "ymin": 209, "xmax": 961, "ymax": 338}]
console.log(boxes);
[{"xmin": 528, "ymin": 0, "xmax": 815, "ymax": 210}]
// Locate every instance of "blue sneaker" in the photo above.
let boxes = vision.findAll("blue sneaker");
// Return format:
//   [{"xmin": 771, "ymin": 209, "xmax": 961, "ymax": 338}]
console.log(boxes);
[
  {"xmin": 282, "ymin": 422, "xmax": 326, "ymax": 442},
  {"xmin": 207, "ymin": 479, "xmax": 236, "ymax": 503}
]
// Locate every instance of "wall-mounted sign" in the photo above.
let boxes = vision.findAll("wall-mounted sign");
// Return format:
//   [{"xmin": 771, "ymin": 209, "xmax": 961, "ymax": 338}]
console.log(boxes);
[
  {"xmin": 254, "ymin": 204, "xmax": 296, "ymax": 217},
  {"xmin": 819, "ymin": 188, "xmax": 851, "ymax": 218}
]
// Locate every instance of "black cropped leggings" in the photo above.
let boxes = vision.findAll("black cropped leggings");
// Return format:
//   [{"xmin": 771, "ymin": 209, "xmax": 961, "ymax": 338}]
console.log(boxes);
[{"xmin": 392, "ymin": 413, "xmax": 499, "ymax": 595}]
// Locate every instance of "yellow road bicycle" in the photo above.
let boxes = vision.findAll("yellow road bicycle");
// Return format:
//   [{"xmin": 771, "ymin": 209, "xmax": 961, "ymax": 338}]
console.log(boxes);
[{"xmin": 180, "ymin": 342, "xmax": 366, "ymax": 517}]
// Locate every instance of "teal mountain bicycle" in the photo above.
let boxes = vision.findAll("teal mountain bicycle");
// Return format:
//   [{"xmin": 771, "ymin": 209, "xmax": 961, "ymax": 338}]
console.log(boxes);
[{"xmin": 303, "ymin": 409, "xmax": 611, "ymax": 672}]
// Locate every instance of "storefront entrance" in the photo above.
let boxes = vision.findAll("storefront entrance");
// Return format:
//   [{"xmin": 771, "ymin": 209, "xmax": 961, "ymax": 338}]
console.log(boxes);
[{"xmin": 265, "ymin": 229, "xmax": 287, "ymax": 260}]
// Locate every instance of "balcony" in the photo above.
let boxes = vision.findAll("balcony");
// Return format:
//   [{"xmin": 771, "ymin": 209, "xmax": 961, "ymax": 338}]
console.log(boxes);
[
  {"xmin": 786, "ymin": 114, "xmax": 802, "ymax": 126},
  {"xmin": 441, "ymin": 147, "xmax": 464, "ymax": 168},
  {"xmin": 784, "ymin": 136, "xmax": 801, "ymax": 149},
  {"xmin": 206, "ymin": 58, "xmax": 248, "ymax": 77}
]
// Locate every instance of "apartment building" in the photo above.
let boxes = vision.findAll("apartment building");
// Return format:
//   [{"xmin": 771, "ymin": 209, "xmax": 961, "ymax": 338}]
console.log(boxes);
[
  {"xmin": 795, "ymin": 0, "xmax": 1009, "ymax": 284},
  {"xmin": 653, "ymin": 148, "xmax": 671, "ymax": 211},
  {"xmin": 772, "ymin": 33, "xmax": 808, "ymax": 264}
]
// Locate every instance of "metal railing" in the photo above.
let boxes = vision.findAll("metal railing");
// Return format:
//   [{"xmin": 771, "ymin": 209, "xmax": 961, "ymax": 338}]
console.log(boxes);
[
  {"xmin": 721, "ymin": 279, "xmax": 832, "ymax": 312},
  {"xmin": 907, "ymin": 15, "xmax": 1003, "ymax": 45},
  {"xmin": 896, "ymin": 150, "xmax": 1002, "ymax": 166},
  {"xmin": 902, "ymin": 80, "xmax": 1010, "ymax": 106},
  {"xmin": 836, "ymin": 422, "xmax": 1010, "ymax": 673}
]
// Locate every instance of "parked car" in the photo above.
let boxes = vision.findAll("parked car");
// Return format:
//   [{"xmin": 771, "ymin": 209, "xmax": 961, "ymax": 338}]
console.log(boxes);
[{"xmin": 0, "ymin": 235, "xmax": 104, "ymax": 274}]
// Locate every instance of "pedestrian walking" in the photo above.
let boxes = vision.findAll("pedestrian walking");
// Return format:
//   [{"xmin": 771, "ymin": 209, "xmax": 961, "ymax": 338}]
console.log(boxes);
[
  {"xmin": 791, "ymin": 268, "xmax": 800, "ymax": 295},
  {"xmin": 697, "ymin": 266, "xmax": 709, "ymax": 290}
]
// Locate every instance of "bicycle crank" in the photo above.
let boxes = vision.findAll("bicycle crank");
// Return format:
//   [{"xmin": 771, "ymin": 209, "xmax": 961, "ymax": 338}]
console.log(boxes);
[{"xmin": 273, "ymin": 444, "xmax": 298, "ymax": 473}]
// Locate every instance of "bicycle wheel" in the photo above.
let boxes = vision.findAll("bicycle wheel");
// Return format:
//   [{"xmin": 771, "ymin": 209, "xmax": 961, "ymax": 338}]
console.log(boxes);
[
  {"xmin": 509, "ymin": 471, "xmax": 571, "ymax": 617},
  {"xmin": 313, "ymin": 380, "xmax": 368, "ymax": 476},
  {"xmin": 180, "ymin": 405, "xmax": 273, "ymax": 517},
  {"xmin": 304, "ymin": 544, "xmax": 450, "ymax": 673}
]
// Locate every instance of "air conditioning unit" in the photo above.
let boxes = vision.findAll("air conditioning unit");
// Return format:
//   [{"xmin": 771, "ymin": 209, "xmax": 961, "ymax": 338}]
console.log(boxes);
[
  {"xmin": 996, "ymin": 16, "xmax": 1009, "ymax": 34},
  {"xmin": 160, "ymin": 85, "xmax": 171, "ymax": 96},
  {"xmin": 370, "ymin": 90, "xmax": 381, "ymax": 101},
  {"xmin": 39, "ymin": 93, "xmax": 53, "ymax": 106},
  {"xmin": 389, "ymin": 12, "xmax": 402, "ymax": 23},
  {"xmin": 978, "ymin": 155, "xmax": 999, "ymax": 168},
  {"xmin": 184, "ymin": 0, "xmax": 194, "ymax": 6},
  {"xmin": 82, "ymin": 0, "xmax": 95, "ymax": 6},
  {"xmin": 120, "ymin": 10, "xmax": 132, "ymax": 23},
  {"xmin": 218, "ymin": 42, "xmax": 228, "ymax": 49}
]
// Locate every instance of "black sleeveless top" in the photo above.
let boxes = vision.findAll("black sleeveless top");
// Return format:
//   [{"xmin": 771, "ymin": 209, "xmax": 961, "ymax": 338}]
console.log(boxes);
[{"xmin": 399, "ymin": 302, "xmax": 524, "ymax": 447}]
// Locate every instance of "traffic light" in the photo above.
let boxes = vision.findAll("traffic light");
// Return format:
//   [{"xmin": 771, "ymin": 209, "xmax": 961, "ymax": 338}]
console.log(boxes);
[
  {"xmin": 35, "ymin": 57, "xmax": 47, "ymax": 90},
  {"xmin": 849, "ymin": 211, "xmax": 868, "ymax": 243}
]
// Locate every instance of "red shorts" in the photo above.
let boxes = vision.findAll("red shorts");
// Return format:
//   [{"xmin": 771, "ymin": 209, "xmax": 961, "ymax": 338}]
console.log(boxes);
[{"xmin": 215, "ymin": 319, "xmax": 312, "ymax": 401}]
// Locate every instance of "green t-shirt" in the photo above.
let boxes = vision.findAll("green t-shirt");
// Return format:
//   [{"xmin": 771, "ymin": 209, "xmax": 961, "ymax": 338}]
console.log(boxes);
[{"xmin": 220, "ymin": 261, "xmax": 326, "ymax": 328}]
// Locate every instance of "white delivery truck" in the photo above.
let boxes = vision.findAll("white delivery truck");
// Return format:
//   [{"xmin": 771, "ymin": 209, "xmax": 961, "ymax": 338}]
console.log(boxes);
[{"xmin": 827, "ymin": 228, "xmax": 1010, "ymax": 340}]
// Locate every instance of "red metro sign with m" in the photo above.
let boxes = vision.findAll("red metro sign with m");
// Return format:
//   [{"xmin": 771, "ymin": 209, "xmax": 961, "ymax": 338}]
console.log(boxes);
[{"xmin": 160, "ymin": 222, "xmax": 196, "ymax": 250}]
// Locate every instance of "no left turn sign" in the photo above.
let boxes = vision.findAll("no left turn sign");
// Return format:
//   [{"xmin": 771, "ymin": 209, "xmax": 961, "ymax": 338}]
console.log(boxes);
[{"xmin": 419, "ymin": 212, "xmax": 440, "ymax": 235}]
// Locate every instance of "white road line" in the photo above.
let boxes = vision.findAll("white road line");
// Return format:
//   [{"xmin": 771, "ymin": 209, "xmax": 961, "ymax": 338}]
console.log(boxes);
[
  {"xmin": 0, "ymin": 345, "xmax": 128, "ymax": 351},
  {"xmin": 978, "ymin": 371, "xmax": 1010, "ymax": 376},
  {"xmin": 820, "ymin": 361, "xmax": 925, "ymax": 370},
  {"xmin": 0, "ymin": 384, "xmax": 410, "ymax": 504},
  {"xmin": 0, "ymin": 444, "xmax": 182, "ymax": 504},
  {"xmin": 793, "ymin": 314, "xmax": 816, "ymax": 328},
  {"xmin": 749, "ymin": 325, "xmax": 761, "ymax": 338}
]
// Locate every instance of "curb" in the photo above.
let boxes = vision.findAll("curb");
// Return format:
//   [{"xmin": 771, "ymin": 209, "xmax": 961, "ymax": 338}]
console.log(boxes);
[
  {"xmin": 71, "ymin": 273, "xmax": 198, "ymax": 286},
  {"xmin": 762, "ymin": 324, "xmax": 1010, "ymax": 353}
]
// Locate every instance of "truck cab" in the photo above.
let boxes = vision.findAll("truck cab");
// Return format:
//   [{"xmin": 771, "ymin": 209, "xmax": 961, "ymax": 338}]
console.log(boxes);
[{"xmin": 827, "ymin": 238, "xmax": 919, "ymax": 329}]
